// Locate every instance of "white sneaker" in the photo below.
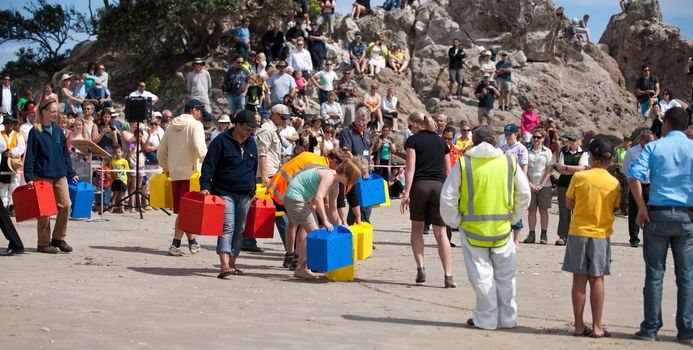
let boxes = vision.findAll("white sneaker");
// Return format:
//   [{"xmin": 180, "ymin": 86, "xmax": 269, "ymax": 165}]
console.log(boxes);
[
  {"xmin": 189, "ymin": 242, "xmax": 201, "ymax": 255},
  {"xmin": 168, "ymin": 245, "xmax": 185, "ymax": 256}
]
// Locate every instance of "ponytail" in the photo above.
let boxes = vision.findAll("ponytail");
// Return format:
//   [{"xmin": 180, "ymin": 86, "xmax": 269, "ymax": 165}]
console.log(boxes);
[
  {"xmin": 422, "ymin": 115, "xmax": 436, "ymax": 132},
  {"xmin": 34, "ymin": 99, "xmax": 57, "ymax": 133},
  {"xmin": 407, "ymin": 112, "xmax": 436, "ymax": 132}
]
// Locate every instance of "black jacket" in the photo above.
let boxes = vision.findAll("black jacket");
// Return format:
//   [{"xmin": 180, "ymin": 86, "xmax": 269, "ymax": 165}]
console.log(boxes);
[
  {"xmin": 199, "ymin": 128, "xmax": 258, "ymax": 197},
  {"xmin": 0, "ymin": 86, "xmax": 19, "ymax": 119},
  {"xmin": 448, "ymin": 47, "xmax": 466, "ymax": 69}
]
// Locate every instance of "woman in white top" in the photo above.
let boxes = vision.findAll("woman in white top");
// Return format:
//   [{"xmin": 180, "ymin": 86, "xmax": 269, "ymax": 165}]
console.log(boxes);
[
  {"xmin": 381, "ymin": 87, "xmax": 399, "ymax": 131},
  {"xmin": 252, "ymin": 52, "xmax": 268, "ymax": 80},
  {"xmin": 320, "ymin": 91, "xmax": 342, "ymax": 126},
  {"xmin": 367, "ymin": 38, "xmax": 387, "ymax": 77},
  {"xmin": 658, "ymin": 88, "xmax": 681, "ymax": 114},
  {"xmin": 479, "ymin": 51, "xmax": 496, "ymax": 81}
]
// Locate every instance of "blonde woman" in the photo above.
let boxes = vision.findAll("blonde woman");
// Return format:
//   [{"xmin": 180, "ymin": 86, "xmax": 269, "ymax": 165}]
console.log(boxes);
[
  {"xmin": 401, "ymin": 112, "xmax": 456, "ymax": 288},
  {"xmin": 24, "ymin": 99, "xmax": 78, "ymax": 254}
]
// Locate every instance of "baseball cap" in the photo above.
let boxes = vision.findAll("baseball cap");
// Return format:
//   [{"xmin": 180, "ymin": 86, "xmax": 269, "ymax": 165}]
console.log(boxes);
[
  {"xmin": 3, "ymin": 115, "xmax": 18, "ymax": 123},
  {"xmin": 623, "ymin": 136, "xmax": 632, "ymax": 141},
  {"xmin": 482, "ymin": 73, "xmax": 492, "ymax": 78},
  {"xmin": 193, "ymin": 57, "xmax": 205, "ymax": 65},
  {"xmin": 232, "ymin": 110, "xmax": 258, "ymax": 127},
  {"xmin": 202, "ymin": 110, "xmax": 213, "ymax": 121},
  {"xmin": 588, "ymin": 137, "xmax": 613, "ymax": 158},
  {"xmin": 355, "ymin": 31, "xmax": 362, "ymax": 37},
  {"xmin": 271, "ymin": 104, "xmax": 291, "ymax": 119},
  {"xmin": 503, "ymin": 123, "xmax": 520, "ymax": 135},
  {"xmin": 564, "ymin": 131, "xmax": 581, "ymax": 141},
  {"xmin": 185, "ymin": 98, "xmax": 205, "ymax": 109}
]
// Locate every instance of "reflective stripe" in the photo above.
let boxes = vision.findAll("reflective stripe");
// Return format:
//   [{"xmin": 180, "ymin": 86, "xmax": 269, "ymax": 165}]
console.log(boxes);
[
  {"xmin": 464, "ymin": 229, "xmax": 511, "ymax": 242},
  {"xmin": 462, "ymin": 213, "xmax": 512, "ymax": 222},
  {"xmin": 505, "ymin": 155, "xmax": 513, "ymax": 206},
  {"xmin": 463, "ymin": 156, "xmax": 474, "ymax": 216},
  {"xmin": 267, "ymin": 183, "xmax": 284, "ymax": 201},
  {"xmin": 277, "ymin": 168, "xmax": 292, "ymax": 182}
]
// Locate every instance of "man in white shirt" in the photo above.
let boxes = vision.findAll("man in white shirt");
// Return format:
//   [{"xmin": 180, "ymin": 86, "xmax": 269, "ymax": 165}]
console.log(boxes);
[
  {"xmin": 0, "ymin": 75, "xmax": 18, "ymax": 120},
  {"xmin": 621, "ymin": 129, "xmax": 655, "ymax": 247},
  {"xmin": 129, "ymin": 81, "xmax": 159, "ymax": 104},
  {"xmin": 287, "ymin": 37, "xmax": 313, "ymax": 77},
  {"xmin": 186, "ymin": 58, "xmax": 213, "ymax": 113}
]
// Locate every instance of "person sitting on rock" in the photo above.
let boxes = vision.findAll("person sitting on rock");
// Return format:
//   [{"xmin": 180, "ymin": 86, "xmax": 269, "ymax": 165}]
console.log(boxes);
[
  {"xmin": 348, "ymin": 32, "xmax": 368, "ymax": 75},
  {"xmin": 619, "ymin": 0, "xmax": 631, "ymax": 13},
  {"xmin": 383, "ymin": 0, "xmax": 403, "ymax": 11},
  {"xmin": 578, "ymin": 14, "xmax": 591, "ymax": 43},
  {"xmin": 565, "ymin": 18, "xmax": 586, "ymax": 48},
  {"xmin": 286, "ymin": 19, "xmax": 308, "ymax": 46},
  {"xmin": 367, "ymin": 37, "xmax": 389, "ymax": 77},
  {"xmin": 351, "ymin": 0, "xmax": 370, "ymax": 20},
  {"xmin": 387, "ymin": 44, "xmax": 408, "ymax": 74}
]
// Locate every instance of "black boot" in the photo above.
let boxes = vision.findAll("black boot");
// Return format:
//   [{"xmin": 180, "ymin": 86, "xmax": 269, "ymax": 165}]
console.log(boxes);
[{"xmin": 51, "ymin": 239, "xmax": 73, "ymax": 253}]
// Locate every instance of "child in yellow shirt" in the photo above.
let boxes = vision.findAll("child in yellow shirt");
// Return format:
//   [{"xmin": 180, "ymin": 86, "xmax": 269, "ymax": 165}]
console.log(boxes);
[
  {"xmin": 109, "ymin": 147, "xmax": 129, "ymax": 213},
  {"xmin": 563, "ymin": 137, "xmax": 620, "ymax": 338}
]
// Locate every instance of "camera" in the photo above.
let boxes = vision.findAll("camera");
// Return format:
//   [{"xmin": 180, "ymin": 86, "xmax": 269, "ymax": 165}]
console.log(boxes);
[{"xmin": 109, "ymin": 125, "xmax": 116, "ymax": 131}]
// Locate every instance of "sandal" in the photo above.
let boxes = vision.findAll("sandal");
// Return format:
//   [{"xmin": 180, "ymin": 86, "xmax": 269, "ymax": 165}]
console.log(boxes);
[
  {"xmin": 588, "ymin": 330, "xmax": 611, "ymax": 338},
  {"xmin": 217, "ymin": 270, "xmax": 234, "ymax": 279},
  {"xmin": 230, "ymin": 268, "xmax": 244, "ymax": 275},
  {"xmin": 415, "ymin": 267, "xmax": 426, "ymax": 283},
  {"xmin": 573, "ymin": 327, "xmax": 592, "ymax": 337}
]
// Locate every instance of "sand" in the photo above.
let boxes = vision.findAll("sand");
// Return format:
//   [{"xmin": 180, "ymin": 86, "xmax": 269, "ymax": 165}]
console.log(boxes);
[{"xmin": 0, "ymin": 200, "xmax": 688, "ymax": 350}]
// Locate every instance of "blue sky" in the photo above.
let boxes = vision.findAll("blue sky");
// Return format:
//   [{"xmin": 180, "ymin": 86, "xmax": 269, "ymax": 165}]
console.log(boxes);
[{"xmin": 1, "ymin": 0, "xmax": 692, "ymax": 68}]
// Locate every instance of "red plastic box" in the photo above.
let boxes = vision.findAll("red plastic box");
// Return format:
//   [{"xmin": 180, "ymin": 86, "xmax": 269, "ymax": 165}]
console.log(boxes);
[
  {"xmin": 12, "ymin": 181, "xmax": 58, "ymax": 222},
  {"xmin": 177, "ymin": 192, "xmax": 225, "ymax": 236},
  {"xmin": 243, "ymin": 199, "xmax": 276, "ymax": 238}
]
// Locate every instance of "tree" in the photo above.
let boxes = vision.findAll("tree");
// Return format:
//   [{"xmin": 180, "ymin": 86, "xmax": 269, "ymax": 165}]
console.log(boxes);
[{"xmin": 0, "ymin": 0, "xmax": 87, "ymax": 62}]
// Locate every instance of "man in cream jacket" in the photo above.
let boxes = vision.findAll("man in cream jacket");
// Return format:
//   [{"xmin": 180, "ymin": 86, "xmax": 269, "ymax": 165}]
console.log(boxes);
[
  {"xmin": 158, "ymin": 99, "xmax": 208, "ymax": 256},
  {"xmin": 440, "ymin": 126, "xmax": 530, "ymax": 330}
]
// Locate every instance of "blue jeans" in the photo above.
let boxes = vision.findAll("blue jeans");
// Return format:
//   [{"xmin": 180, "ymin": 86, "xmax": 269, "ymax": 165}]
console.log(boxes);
[
  {"xmin": 227, "ymin": 95, "xmax": 246, "ymax": 112},
  {"xmin": 242, "ymin": 214, "xmax": 287, "ymax": 248},
  {"xmin": 639, "ymin": 208, "xmax": 693, "ymax": 341},
  {"xmin": 347, "ymin": 206, "xmax": 371, "ymax": 225},
  {"xmin": 216, "ymin": 194, "xmax": 253, "ymax": 256},
  {"xmin": 383, "ymin": 0, "xmax": 403, "ymax": 10}
]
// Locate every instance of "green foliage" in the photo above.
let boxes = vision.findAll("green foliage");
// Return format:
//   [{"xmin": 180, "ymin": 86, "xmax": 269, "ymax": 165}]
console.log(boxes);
[
  {"xmin": 308, "ymin": 0, "xmax": 322, "ymax": 20},
  {"xmin": 146, "ymin": 76, "xmax": 162, "ymax": 94}
]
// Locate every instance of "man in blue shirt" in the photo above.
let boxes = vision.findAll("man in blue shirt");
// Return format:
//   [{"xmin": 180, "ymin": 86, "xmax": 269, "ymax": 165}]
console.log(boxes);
[
  {"xmin": 222, "ymin": 56, "xmax": 249, "ymax": 112},
  {"xmin": 495, "ymin": 52, "xmax": 513, "ymax": 111},
  {"xmin": 628, "ymin": 107, "xmax": 693, "ymax": 344},
  {"xmin": 233, "ymin": 17, "xmax": 251, "ymax": 59}
]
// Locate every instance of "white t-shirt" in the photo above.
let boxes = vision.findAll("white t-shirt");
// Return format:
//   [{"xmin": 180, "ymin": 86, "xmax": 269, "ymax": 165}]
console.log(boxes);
[
  {"xmin": 1, "ymin": 86, "xmax": 12, "ymax": 115},
  {"xmin": 129, "ymin": 90, "xmax": 159, "ymax": 103},
  {"xmin": 315, "ymin": 70, "xmax": 338, "ymax": 91},
  {"xmin": 280, "ymin": 125, "xmax": 298, "ymax": 156},
  {"xmin": 381, "ymin": 95, "xmax": 398, "ymax": 113}
]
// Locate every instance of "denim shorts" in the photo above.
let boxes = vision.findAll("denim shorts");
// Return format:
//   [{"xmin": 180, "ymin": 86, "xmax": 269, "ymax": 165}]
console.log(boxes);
[
  {"xmin": 562, "ymin": 235, "xmax": 611, "ymax": 276},
  {"xmin": 511, "ymin": 220, "xmax": 523, "ymax": 230}
]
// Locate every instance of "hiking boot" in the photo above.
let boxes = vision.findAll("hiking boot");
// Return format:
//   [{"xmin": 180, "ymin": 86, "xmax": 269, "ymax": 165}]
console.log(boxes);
[
  {"xmin": 189, "ymin": 242, "xmax": 201, "ymax": 254},
  {"xmin": 37, "ymin": 245, "xmax": 59, "ymax": 254},
  {"xmin": 51, "ymin": 239, "xmax": 73, "ymax": 253},
  {"xmin": 168, "ymin": 245, "xmax": 185, "ymax": 256},
  {"xmin": 540, "ymin": 231, "xmax": 548, "ymax": 245},
  {"xmin": 555, "ymin": 238, "xmax": 566, "ymax": 246},
  {"xmin": 523, "ymin": 232, "xmax": 535, "ymax": 244}
]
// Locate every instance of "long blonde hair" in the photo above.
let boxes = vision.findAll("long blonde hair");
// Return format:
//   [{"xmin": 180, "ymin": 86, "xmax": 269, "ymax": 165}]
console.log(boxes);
[
  {"xmin": 336, "ymin": 159, "xmax": 364, "ymax": 185},
  {"xmin": 35, "ymin": 99, "xmax": 58, "ymax": 133},
  {"xmin": 407, "ymin": 112, "xmax": 436, "ymax": 132}
]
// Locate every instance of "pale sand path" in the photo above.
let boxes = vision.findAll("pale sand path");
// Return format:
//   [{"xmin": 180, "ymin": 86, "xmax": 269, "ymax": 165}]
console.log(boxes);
[{"xmin": 0, "ymin": 199, "xmax": 688, "ymax": 349}]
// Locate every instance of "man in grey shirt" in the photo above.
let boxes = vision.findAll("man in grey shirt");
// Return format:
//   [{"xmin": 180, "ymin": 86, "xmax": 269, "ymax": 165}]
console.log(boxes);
[
  {"xmin": 267, "ymin": 61, "xmax": 297, "ymax": 106},
  {"xmin": 187, "ymin": 58, "xmax": 213, "ymax": 113}
]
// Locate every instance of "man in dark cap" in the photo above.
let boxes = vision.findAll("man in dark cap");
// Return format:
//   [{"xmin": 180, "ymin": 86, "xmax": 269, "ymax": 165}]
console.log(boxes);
[
  {"xmin": 158, "ymin": 99, "xmax": 208, "ymax": 256},
  {"xmin": 200, "ymin": 110, "xmax": 258, "ymax": 278}
]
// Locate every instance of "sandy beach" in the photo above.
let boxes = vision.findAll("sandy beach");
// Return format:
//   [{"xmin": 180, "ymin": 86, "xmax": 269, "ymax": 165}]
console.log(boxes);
[{"xmin": 0, "ymin": 199, "xmax": 688, "ymax": 350}]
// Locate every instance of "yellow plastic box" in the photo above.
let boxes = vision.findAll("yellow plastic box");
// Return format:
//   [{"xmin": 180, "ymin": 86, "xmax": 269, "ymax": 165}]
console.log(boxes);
[
  {"xmin": 375, "ymin": 179, "xmax": 390, "ymax": 208},
  {"xmin": 349, "ymin": 222, "xmax": 373, "ymax": 260},
  {"xmin": 189, "ymin": 172, "xmax": 201, "ymax": 192},
  {"xmin": 325, "ymin": 264, "xmax": 354, "ymax": 281},
  {"xmin": 150, "ymin": 173, "xmax": 173, "ymax": 209}
]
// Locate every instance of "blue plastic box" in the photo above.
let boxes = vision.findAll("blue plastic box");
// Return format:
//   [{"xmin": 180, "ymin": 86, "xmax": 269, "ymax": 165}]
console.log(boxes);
[
  {"xmin": 69, "ymin": 181, "xmax": 94, "ymax": 219},
  {"xmin": 355, "ymin": 173, "xmax": 386, "ymax": 207},
  {"xmin": 307, "ymin": 225, "xmax": 353, "ymax": 272}
]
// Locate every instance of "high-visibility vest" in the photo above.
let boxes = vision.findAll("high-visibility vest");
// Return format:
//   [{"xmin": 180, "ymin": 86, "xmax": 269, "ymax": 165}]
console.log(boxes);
[
  {"xmin": 458, "ymin": 155, "xmax": 517, "ymax": 248},
  {"xmin": 1, "ymin": 131, "xmax": 17, "ymax": 150},
  {"xmin": 616, "ymin": 147, "xmax": 627, "ymax": 166},
  {"xmin": 268, "ymin": 152, "xmax": 329, "ymax": 205}
]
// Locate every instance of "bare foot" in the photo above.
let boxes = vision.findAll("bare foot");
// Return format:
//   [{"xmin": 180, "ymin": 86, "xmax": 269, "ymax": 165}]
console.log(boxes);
[{"xmin": 294, "ymin": 269, "xmax": 319, "ymax": 280}]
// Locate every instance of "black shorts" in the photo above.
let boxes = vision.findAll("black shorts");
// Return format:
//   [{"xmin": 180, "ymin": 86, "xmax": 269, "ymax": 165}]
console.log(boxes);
[
  {"xmin": 409, "ymin": 180, "xmax": 445, "ymax": 226},
  {"xmin": 111, "ymin": 180, "xmax": 127, "ymax": 192}
]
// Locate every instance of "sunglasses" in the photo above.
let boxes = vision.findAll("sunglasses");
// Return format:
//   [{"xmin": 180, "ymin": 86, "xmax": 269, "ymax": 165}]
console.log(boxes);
[
  {"xmin": 463, "ymin": 129, "xmax": 470, "ymax": 132},
  {"xmin": 532, "ymin": 135, "xmax": 544, "ymax": 139},
  {"xmin": 236, "ymin": 61, "xmax": 244, "ymax": 64},
  {"xmin": 443, "ymin": 137, "xmax": 453, "ymax": 141},
  {"xmin": 149, "ymin": 122, "xmax": 158, "ymax": 126}
]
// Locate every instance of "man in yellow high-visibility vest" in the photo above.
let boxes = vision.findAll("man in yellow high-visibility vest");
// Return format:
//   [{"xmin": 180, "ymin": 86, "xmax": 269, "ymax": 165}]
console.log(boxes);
[{"xmin": 441, "ymin": 126, "xmax": 531, "ymax": 330}]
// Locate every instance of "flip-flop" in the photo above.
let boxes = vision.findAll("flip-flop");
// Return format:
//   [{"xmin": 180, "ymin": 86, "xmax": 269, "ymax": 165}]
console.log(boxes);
[
  {"xmin": 589, "ymin": 330, "xmax": 611, "ymax": 338},
  {"xmin": 217, "ymin": 270, "xmax": 234, "ymax": 279},
  {"xmin": 230, "ymin": 268, "xmax": 244, "ymax": 276},
  {"xmin": 573, "ymin": 327, "xmax": 592, "ymax": 337}
]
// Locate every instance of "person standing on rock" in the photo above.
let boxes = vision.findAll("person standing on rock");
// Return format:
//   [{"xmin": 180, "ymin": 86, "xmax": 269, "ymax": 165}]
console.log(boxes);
[
  {"xmin": 474, "ymin": 73, "xmax": 499, "ymax": 124},
  {"xmin": 635, "ymin": 65, "xmax": 660, "ymax": 117},
  {"xmin": 621, "ymin": 129, "xmax": 655, "ymax": 247},
  {"xmin": 336, "ymin": 68, "xmax": 360, "ymax": 126},
  {"xmin": 443, "ymin": 38, "xmax": 470, "ymax": 101},
  {"xmin": 628, "ymin": 107, "xmax": 693, "ymax": 343},
  {"xmin": 186, "ymin": 58, "xmax": 213, "ymax": 113},
  {"xmin": 232, "ymin": 17, "xmax": 251, "ymax": 60},
  {"xmin": 495, "ymin": 51, "xmax": 513, "ymax": 111},
  {"xmin": 222, "ymin": 56, "xmax": 250, "ymax": 112},
  {"xmin": 553, "ymin": 131, "xmax": 589, "ymax": 246},
  {"xmin": 157, "ymin": 99, "xmax": 207, "ymax": 256},
  {"xmin": 440, "ymin": 125, "xmax": 531, "ymax": 329}
]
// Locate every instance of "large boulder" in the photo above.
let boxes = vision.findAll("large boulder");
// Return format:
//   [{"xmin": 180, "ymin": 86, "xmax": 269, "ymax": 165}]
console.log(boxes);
[{"xmin": 600, "ymin": 0, "xmax": 693, "ymax": 102}]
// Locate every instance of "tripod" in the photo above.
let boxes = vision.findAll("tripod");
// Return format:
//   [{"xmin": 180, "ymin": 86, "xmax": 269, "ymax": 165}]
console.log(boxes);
[{"xmin": 108, "ymin": 122, "xmax": 146, "ymax": 219}]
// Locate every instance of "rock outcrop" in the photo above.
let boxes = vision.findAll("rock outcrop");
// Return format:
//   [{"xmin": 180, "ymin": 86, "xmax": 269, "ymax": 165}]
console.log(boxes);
[
  {"xmin": 600, "ymin": 0, "xmax": 693, "ymax": 103},
  {"xmin": 46, "ymin": 0, "xmax": 680, "ymax": 139}
]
